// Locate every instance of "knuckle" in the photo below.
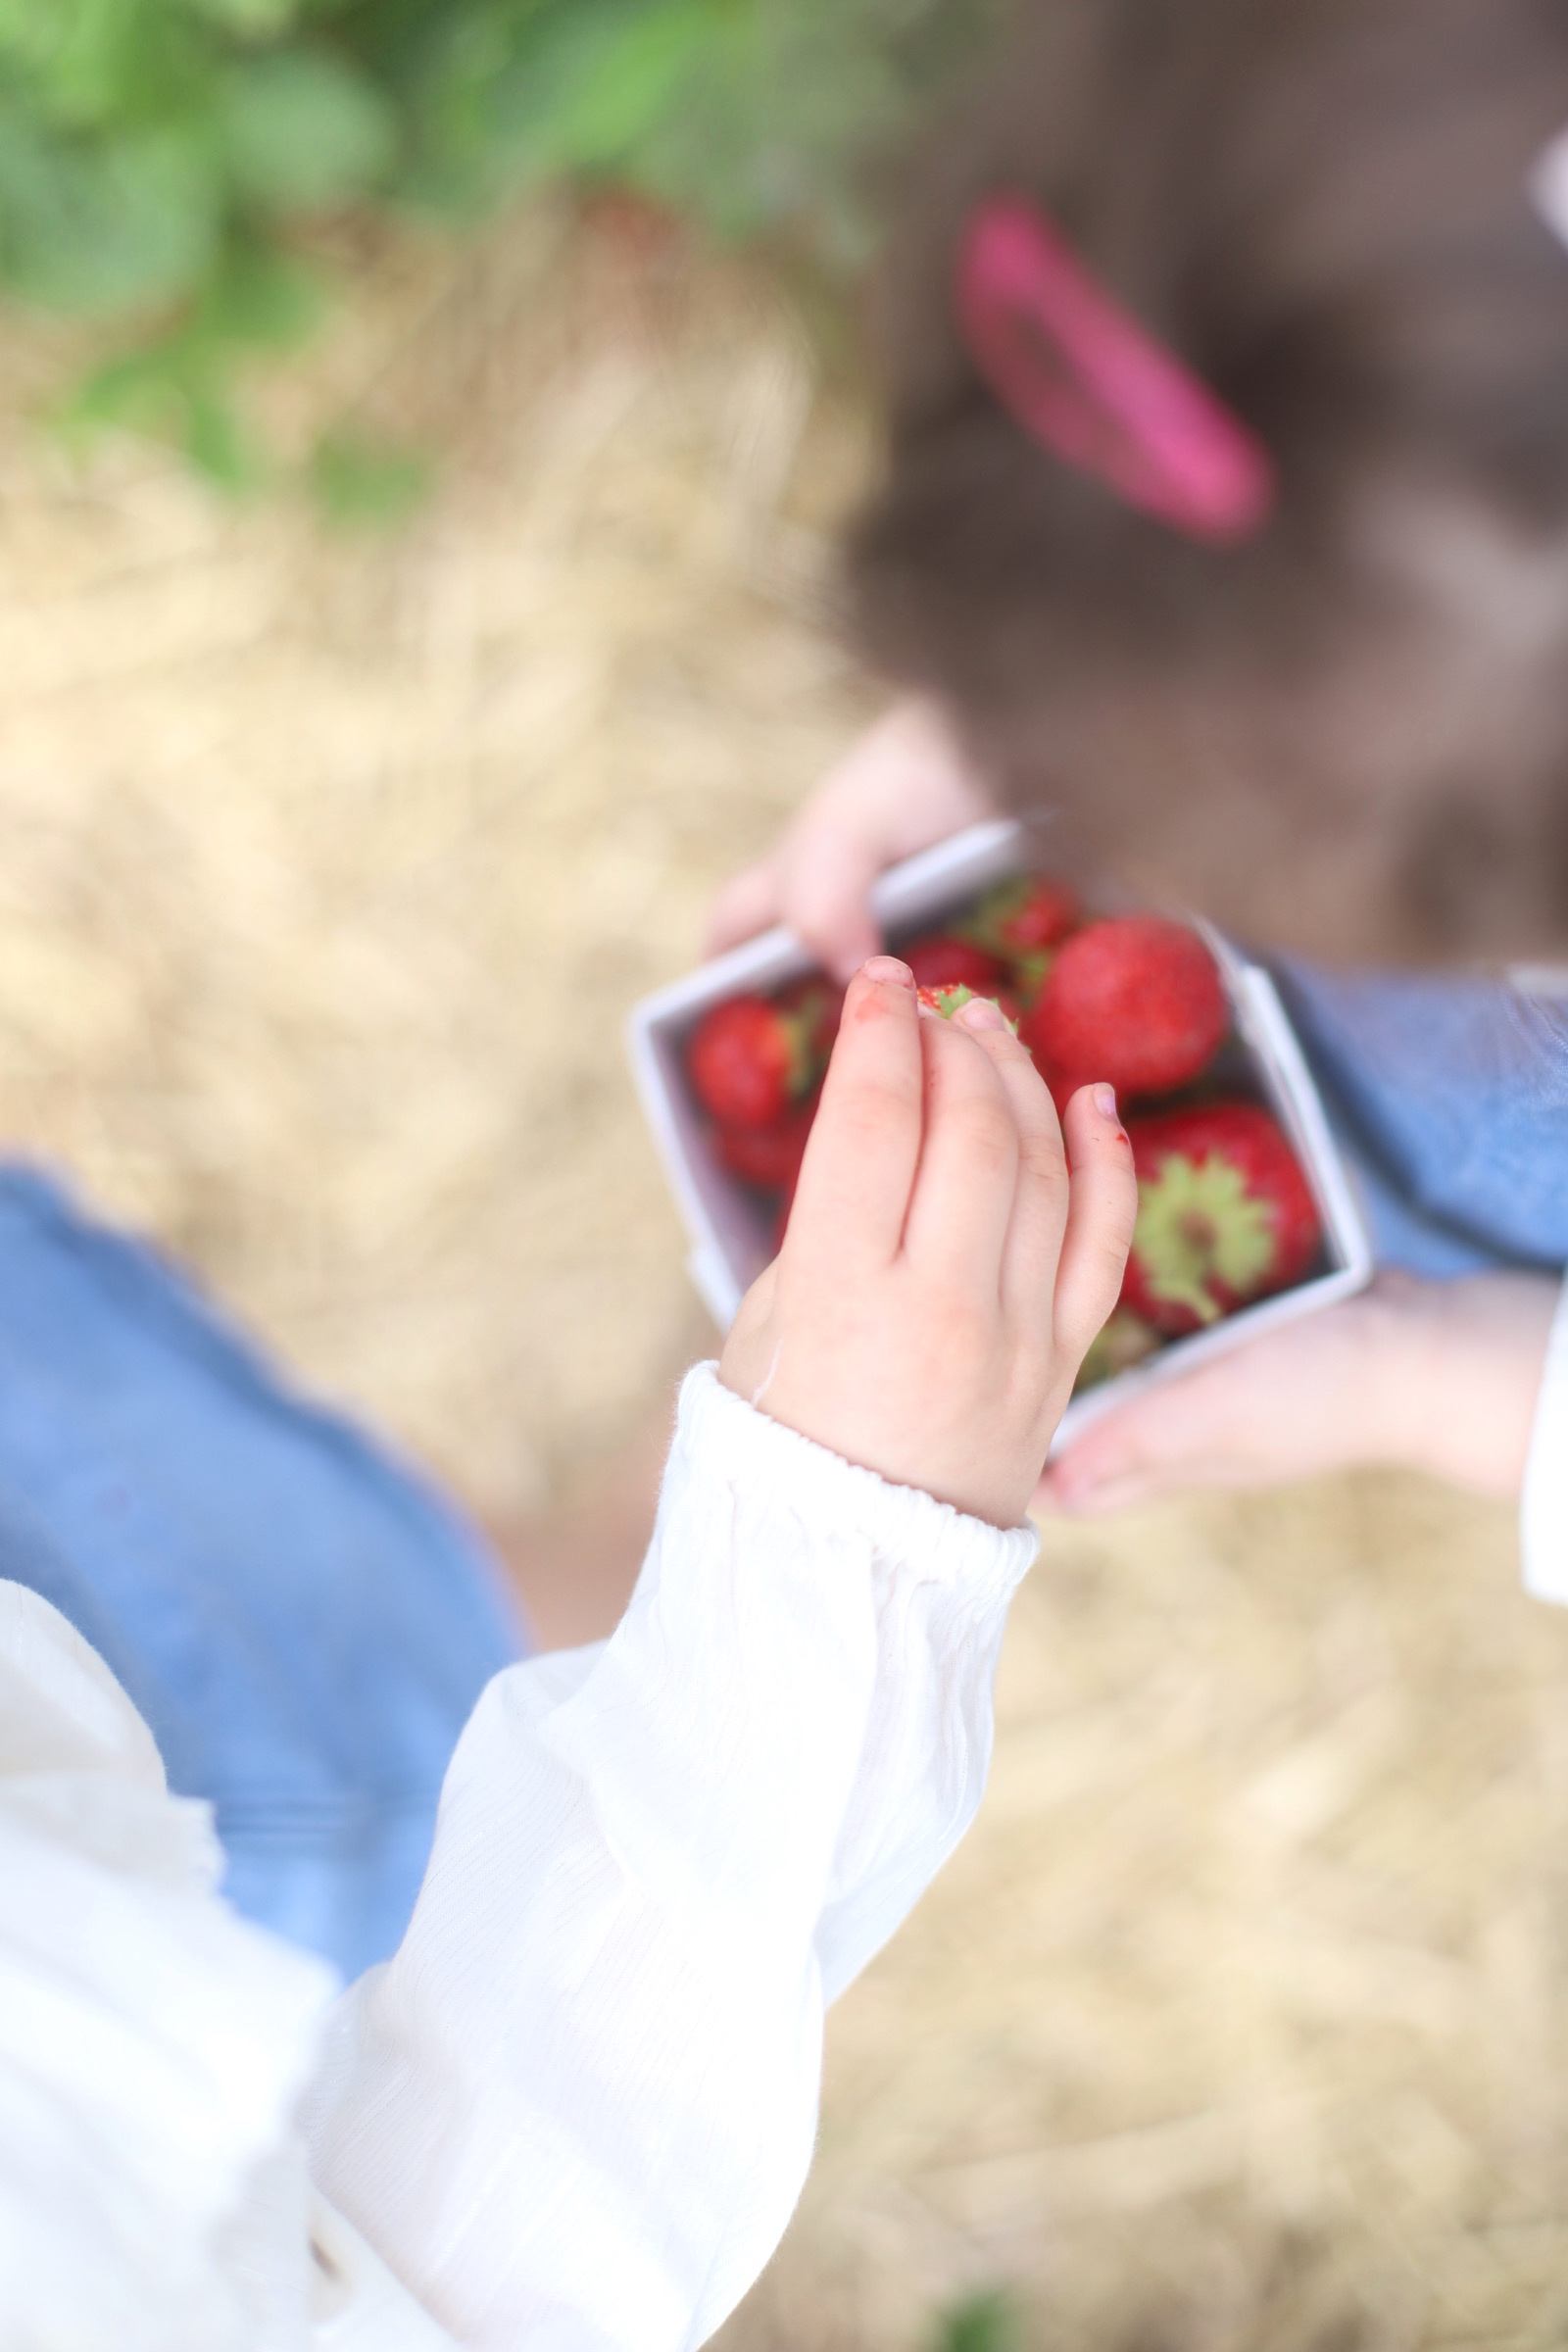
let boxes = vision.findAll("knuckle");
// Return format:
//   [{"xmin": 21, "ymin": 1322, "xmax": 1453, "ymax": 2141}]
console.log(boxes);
[
  {"xmin": 1057, "ymin": 1251, "xmax": 1133, "ymax": 1348},
  {"xmin": 997, "ymin": 1029, "xmax": 1047, "ymax": 1081},
  {"xmin": 1018, "ymin": 1128, "xmax": 1068, "ymax": 1186},
  {"xmin": 834, "ymin": 1071, "xmax": 917, "ymax": 1141},
  {"xmin": 953, "ymin": 1094, "xmax": 1017, "ymax": 1173},
  {"xmin": 1088, "ymin": 1229, "xmax": 1134, "ymax": 1298},
  {"xmin": 1080, "ymin": 1155, "xmax": 1139, "ymax": 1231}
]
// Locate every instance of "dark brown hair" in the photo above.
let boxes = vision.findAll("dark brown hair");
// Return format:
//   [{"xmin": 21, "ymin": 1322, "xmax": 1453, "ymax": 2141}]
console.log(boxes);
[{"xmin": 848, "ymin": 0, "xmax": 1568, "ymax": 957}]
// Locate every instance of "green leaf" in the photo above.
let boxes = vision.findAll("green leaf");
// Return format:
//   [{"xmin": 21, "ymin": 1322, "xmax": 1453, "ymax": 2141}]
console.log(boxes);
[
  {"xmin": 382, "ymin": 0, "xmax": 729, "ymax": 213},
  {"xmin": 0, "ymin": 0, "xmax": 211, "ymax": 129},
  {"xmin": 183, "ymin": 0, "xmax": 305, "ymax": 33},
  {"xmin": 505, "ymin": 0, "xmax": 723, "ymax": 176},
  {"xmin": 2, "ymin": 0, "xmax": 1007, "ymax": 498},
  {"xmin": 309, "ymin": 427, "xmax": 432, "ymax": 526},
  {"xmin": 62, "ymin": 341, "xmax": 193, "ymax": 438},
  {"xmin": 191, "ymin": 240, "xmax": 325, "ymax": 347},
  {"xmin": 219, "ymin": 49, "xmax": 395, "ymax": 211},
  {"xmin": 590, "ymin": 0, "xmax": 1003, "ymax": 255},
  {"xmin": 0, "ymin": 111, "xmax": 222, "ymax": 312},
  {"xmin": 183, "ymin": 381, "xmax": 267, "ymax": 487},
  {"xmin": 60, "ymin": 334, "xmax": 267, "ymax": 492}
]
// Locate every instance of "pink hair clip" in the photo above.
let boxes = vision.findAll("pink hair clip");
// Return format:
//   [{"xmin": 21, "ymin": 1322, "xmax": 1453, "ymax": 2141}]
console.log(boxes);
[{"xmin": 956, "ymin": 197, "xmax": 1275, "ymax": 544}]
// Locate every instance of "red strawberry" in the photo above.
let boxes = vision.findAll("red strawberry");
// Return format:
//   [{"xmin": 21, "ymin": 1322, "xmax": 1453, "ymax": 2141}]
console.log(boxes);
[
  {"xmin": 713, "ymin": 1100, "xmax": 816, "ymax": 1192},
  {"xmin": 961, "ymin": 874, "xmax": 1081, "ymax": 998},
  {"xmin": 903, "ymin": 935, "xmax": 1007, "ymax": 995},
  {"xmin": 1025, "ymin": 916, "xmax": 1228, "ymax": 1100},
  {"xmin": 1122, "ymin": 1102, "xmax": 1321, "ymax": 1334},
  {"xmin": 962, "ymin": 875, "xmax": 1081, "ymax": 958},
  {"xmin": 688, "ymin": 983, "xmax": 837, "ymax": 1129}
]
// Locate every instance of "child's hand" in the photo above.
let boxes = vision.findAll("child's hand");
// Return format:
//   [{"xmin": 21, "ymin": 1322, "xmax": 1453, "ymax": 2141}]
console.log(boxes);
[
  {"xmin": 1039, "ymin": 1269, "xmax": 1559, "ymax": 1515},
  {"xmin": 706, "ymin": 700, "xmax": 998, "ymax": 983},
  {"xmin": 719, "ymin": 957, "xmax": 1137, "ymax": 1528}
]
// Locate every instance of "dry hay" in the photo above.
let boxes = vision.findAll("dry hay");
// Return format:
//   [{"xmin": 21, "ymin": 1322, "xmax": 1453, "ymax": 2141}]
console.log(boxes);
[
  {"xmin": 0, "ymin": 203, "xmax": 874, "ymax": 1514},
  {"xmin": 718, "ymin": 1471, "xmax": 1568, "ymax": 2352}
]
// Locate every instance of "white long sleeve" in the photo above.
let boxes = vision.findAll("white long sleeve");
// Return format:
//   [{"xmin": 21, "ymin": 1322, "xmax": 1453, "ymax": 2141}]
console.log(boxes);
[
  {"xmin": 0, "ymin": 1363, "xmax": 1035, "ymax": 2348},
  {"xmin": 305, "ymin": 1363, "xmax": 1036, "ymax": 2347},
  {"xmin": 0, "ymin": 1578, "xmax": 336, "ymax": 2351},
  {"xmin": 1521, "ymin": 1272, "xmax": 1568, "ymax": 1605}
]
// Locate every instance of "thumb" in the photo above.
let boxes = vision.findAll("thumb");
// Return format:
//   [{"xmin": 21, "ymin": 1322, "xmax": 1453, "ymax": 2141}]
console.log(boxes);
[
  {"xmin": 777, "ymin": 820, "xmax": 885, "ymax": 983},
  {"xmin": 1040, "ymin": 1390, "xmax": 1193, "ymax": 1514},
  {"xmin": 707, "ymin": 861, "xmax": 784, "ymax": 957}
]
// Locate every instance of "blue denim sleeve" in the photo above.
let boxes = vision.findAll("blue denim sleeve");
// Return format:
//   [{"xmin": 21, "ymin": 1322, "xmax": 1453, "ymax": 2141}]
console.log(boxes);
[
  {"xmin": 1273, "ymin": 961, "xmax": 1568, "ymax": 1278},
  {"xmin": 0, "ymin": 1166, "xmax": 525, "ymax": 1979}
]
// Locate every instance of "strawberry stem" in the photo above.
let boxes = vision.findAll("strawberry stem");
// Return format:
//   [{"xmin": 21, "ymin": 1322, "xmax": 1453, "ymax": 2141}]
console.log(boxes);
[{"xmin": 1135, "ymin": 1153, "xmax": 1275, "ymax": 1322}]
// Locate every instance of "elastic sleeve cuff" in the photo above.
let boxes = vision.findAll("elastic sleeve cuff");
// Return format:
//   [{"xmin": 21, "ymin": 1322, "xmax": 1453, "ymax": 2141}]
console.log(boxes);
[
  {"xmin": 676, "ymin": 1362, "xmax": 1040, "ymax": 1594},
  {"xmin": 1521, "ymin": 1274, "xmax": 1568, "ymax": 1605}
]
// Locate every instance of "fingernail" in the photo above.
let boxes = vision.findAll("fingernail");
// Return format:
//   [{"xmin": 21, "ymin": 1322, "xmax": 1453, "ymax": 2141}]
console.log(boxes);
[
  {"xmin": 957, "ymin": 995, "xmax": 1006, "ymax": 1032},
  {"xmin": 862, "ymin": 956, "xmax": 913, "ymax": 989},
  {"xmin": 1093, "ymin": 1083, "xmax": 1118, "ymax": 1119}
]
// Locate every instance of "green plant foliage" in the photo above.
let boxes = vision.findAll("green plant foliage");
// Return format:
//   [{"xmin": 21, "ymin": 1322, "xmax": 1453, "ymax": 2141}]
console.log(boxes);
[
  {"xmin": 309, "ymin": 426, "xmax": 431, "ymax": 525},
  {"xmin": 0, "ymin": 0, "xmax": 1000, "ymax": 498},
  {"xmin": 219, "ymin": 52, "xmax": 396, "ymax": 211}
]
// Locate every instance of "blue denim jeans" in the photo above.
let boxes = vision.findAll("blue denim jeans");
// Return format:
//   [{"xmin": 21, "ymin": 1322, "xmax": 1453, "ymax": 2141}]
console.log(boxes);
[
  {"xmin": 1276, "ymin": 963, "xmax": 1568, "ymax": 1277},
  {"xmin": 0, "ymin": 1168, "xmax": 524, "ymax": 1979}
]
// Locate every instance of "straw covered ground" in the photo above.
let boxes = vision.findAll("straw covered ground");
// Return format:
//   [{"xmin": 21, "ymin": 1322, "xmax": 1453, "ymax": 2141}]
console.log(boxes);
[
  {"xmin": 0, "ymin": 202, "xmax": 875, "ymax": 1517},
  {"xmin": 3, "ymin": 217, "xmax": 1568, "ymax": 2350}
]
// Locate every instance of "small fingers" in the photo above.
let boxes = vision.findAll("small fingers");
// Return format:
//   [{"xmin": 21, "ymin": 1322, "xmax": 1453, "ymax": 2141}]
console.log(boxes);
[
  {"xmin": 950, "ymin": 996, "xmax": 1070, "ymax": 1310},
  {"xmin": 1034, "ymin": 1460, "xmax": 1171, "ymax": 1518},
  {"xmin": 707, "ymin": 861, "xmax": 783, "ymax": 957},
  {"xmin": 901, "ymin": 1005, "xmax": 1019, "ymax": 1293},
  {"xmin": 707, "ymin": 699, "xmax": 994, "ymax": 975},
  {"xmin": 1037, "ymin": 1375, "xmax": 1229, "ymax": 1515},
  {"xmin": 788, "ymin": 957, "xmax": 923, "ymax": 1272},
  {"xmin": 1039, "ymin": 1307, "xmax": 1355, "ymax": 1515},
  {"xmin": 1034, "ymin": 1383, "xmax": 1241, "ymax": 1514},
  {"xmin": 776, "ymin": 817, "xmax": 884, "ymax": 983},
  {"xmin": 1052, "ymin": 1086, "xmax": 1139, "ymax": 1363}
]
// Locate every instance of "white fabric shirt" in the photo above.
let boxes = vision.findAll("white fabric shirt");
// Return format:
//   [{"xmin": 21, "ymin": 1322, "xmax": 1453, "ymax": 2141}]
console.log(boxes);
[{"xmin": 0, "ymin": 1362, "xmax": 1036, "ymax": 2351}]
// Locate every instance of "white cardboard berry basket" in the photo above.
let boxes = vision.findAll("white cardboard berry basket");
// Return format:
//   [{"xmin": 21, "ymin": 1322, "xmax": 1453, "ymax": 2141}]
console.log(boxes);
[{"xmin": 626, "ymin": 818, "xmax": 1373, "ymax": 1449}]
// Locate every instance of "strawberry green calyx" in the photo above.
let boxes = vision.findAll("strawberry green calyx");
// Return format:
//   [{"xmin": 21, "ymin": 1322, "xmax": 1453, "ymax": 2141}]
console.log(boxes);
[
  {"xmin": 1006, "ymin": 949, "xmax": 1054, "ymax": 1006},
  {"xmin": 777, "ymin": 1005, "xmax": 822, "ymax": 1094},
  {"xmin": 916, "ymin": 982, "xmax": 1020, "ymax": 1033},
  {"xmin": 1133, "ymin": 1152, "xmax": 1275, "ymax": 1325},
  {"xmin": 919, "ymin": 981, "xmax": 976, "ymax": 1019},
  {"xmin": 1124, "ymin": 1101, "xmax": 1320, "ymax": 1334},
  {"xmin": 1074, "ymin": 1307, "xmax": 1160, "ymax": 1392},
  {"xmin": 776, "ymin": 981, "xmax": 838, "ymax": 1095}
]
